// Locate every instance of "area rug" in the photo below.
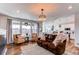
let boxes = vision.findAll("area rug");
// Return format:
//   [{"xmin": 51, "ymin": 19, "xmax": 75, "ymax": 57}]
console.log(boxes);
[{"xmin": 21, "ymin": 43, "xmax": 54, "ymax": 55}]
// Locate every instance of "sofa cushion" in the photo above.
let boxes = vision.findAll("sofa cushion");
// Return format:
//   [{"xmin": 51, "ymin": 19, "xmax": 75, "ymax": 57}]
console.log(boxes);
[{"xmin": 53, "ymin": 33, "xmax": 67, "ymax": 46}]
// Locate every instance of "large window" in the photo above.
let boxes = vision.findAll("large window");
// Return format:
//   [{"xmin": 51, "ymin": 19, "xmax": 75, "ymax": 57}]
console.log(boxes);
[
  {"xmin": 12, "ymin": 20, "xmax": 20, "ymax": 34},
  {"xmin": 22, "ymin": 22, "xmax": 31, "ymax": 38},
  {"xmin": 12, "ymin": 20, "xmax": 38, "ymax": 41},
  {"xmin": 32, "ymin": 23, "xmax": 38, "ymax": 33}
]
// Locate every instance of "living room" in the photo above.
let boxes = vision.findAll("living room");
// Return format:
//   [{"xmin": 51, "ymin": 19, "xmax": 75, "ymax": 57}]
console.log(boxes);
[{"xmin": 0, "ymin": 3, "xmax": 79, "ymax": 55}]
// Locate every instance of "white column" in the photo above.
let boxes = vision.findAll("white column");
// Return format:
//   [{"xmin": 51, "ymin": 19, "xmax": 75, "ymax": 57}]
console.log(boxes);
[
  {"xmin": 6, "ymin": 19, "xmax": 12, "ymax": 44},
  {"xmin": 20, "ymin": 21, "xmax": 22, "ymax": 34},
  {"xmin": 75, "ymin": 14, "xmax": 79, "ymax": 47},
  {"xmin": 38, "ymin": 22, "xmax": 43, "ymax": 36}
]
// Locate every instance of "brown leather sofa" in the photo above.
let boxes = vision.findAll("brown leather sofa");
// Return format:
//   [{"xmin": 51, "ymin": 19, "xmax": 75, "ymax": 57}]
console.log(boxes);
[
  {"xmin": 45, "ymin": 34, "xmax": 57, "ymax": 42},
  {"xmin": 37, "ymin": 34, "xmax": 57, "ymax": 46},
  {"xmin": 37, "ymin": 34, "xmax": 66, "ymax": 55},
  {"xmin": 47, "ymin": 40, "xmax": 66, "ymax": 55}
]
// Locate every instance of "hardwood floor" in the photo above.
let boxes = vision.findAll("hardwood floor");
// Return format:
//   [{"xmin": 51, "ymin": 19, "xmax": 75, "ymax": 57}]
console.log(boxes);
[
  {"xmin": 5, "ymin": 40, "xmax": 79, "ymax": 55},
  {"xmin": 65, "ymin": 39, "xmax": 79, "ymax": 54},
  {"xmin": 6, "ymin": 43, "xmax": 28, "ymax": 55}
]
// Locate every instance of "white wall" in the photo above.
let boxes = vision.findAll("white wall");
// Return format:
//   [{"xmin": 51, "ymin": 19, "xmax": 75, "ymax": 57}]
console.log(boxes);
[
  {"xmin": 75, "ymin": 14, "xmax": 79, "ymax": 47},
  {"xmin": 0, "ymin": 15, "xmax": 7, "ymax": 45},
  {"xmin": 0, "ymin": 15, "xmax": 7, "ymax": 37},
  {"xmin": 42, "ymin": 15, "xmax": 75, "ymax": 40},
  {"xmin": 43, "ymin": 15, "xmax": 75, "ymax": 34}
]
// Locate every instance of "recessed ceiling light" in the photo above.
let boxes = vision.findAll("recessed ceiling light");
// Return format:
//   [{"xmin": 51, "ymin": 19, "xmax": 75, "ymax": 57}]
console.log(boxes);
[
  {"xmin": 16, "ymin": 10, "xmax": 20, "ymax": 13},
  {"xmin": 68, "ymin": 5, "xmax": 72, "ymax": 10}
]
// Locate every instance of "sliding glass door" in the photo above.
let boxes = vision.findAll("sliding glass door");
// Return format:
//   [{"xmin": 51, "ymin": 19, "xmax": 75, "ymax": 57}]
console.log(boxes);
[
  {"xmin": 12, "ymin": 20, "xmax": 20, "ymax": 35},
  {"xmin": 31, "ymin": 23, "xmax": 38, "ymax": 34},
  {"xmin": 12, "ymin": 20, "xmax": 20, "ymax": 43},
  {"xmin": 22, "ymin": 22, "xmax": 31, "ymax": 39}
]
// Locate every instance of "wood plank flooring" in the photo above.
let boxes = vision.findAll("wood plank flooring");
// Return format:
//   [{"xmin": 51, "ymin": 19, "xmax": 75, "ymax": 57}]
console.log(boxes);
[{"xmin": 5, "ymin": 40, "xmax": 79, "ymax": 55}]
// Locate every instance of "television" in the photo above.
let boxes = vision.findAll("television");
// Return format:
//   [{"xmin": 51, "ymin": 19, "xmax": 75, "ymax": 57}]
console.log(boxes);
[{"xmin": 65, "ymin": 28, "xmax": 70, "ymax": 30}]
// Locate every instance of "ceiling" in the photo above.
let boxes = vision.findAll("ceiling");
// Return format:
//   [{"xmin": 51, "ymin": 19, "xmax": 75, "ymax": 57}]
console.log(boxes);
[{"xmin": 0, "ymin": 3, "xmax": 79, "ymax": 21}]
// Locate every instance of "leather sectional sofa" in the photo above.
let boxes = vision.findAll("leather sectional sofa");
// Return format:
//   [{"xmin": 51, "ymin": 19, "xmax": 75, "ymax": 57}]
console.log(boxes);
[{"xmin": 37, "ymin": 34, "xmax": 66, "ymax": 55}]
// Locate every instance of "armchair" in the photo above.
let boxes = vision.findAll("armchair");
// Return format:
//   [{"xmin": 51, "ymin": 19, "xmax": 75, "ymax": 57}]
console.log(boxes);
[{"xmin": 13, "ymin": 34, "xmax": 25, "ymax": 44}]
